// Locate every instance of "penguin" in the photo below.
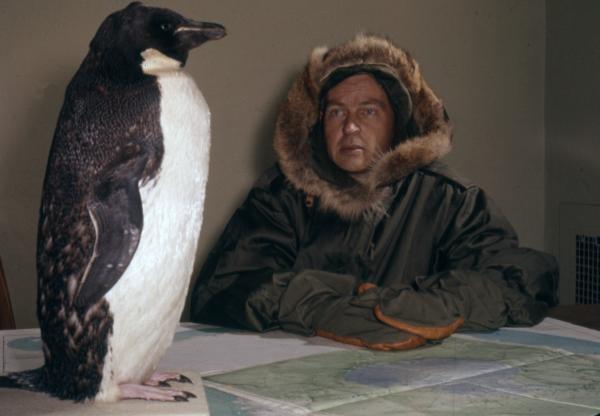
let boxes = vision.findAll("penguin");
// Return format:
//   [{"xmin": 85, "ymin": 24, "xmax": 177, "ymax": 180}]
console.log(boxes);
[{"xmin": 1, "ymin": 2, "xmax": 225, "ymax": 402}]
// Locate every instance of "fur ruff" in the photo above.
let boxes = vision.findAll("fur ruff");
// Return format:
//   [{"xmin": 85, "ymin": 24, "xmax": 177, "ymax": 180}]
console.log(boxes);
[{"xmin": 273, "ymin": 34, "xmax": 453, "ymax": 219}]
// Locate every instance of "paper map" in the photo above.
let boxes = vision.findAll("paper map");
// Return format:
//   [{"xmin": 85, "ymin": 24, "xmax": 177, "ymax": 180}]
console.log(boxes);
[{"xmin": 2, "ymin": 319, "xmax": 600, "ymax": 415}]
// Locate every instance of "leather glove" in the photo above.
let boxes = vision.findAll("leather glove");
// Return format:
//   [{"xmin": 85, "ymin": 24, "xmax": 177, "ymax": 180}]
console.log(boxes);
[
  {"xmin": 278, "ymin": 270, "xmax": 426, "ymax": 351},
  {"xmin": 357, "ymin": 281, "xmax": 464, "ymax": 340}
]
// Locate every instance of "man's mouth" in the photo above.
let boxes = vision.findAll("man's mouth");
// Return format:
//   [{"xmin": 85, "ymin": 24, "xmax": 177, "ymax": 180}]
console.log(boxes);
[
  {"xmin": 339, "ymin": 144, "xmax": 365, "ymax": 154},
  {"xmin": 339, "ymin": 136, "xmax": 365, "ymax": 152}
]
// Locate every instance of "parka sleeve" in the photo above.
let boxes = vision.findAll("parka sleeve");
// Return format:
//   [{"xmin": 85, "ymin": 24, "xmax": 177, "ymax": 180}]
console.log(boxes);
[
  {"xmin": 375, "ymin": 186, "xmax": 559, "ymax": 332},
  {"xmin": 189, "ymin": 174, "xmax": 301, "ymax": 331}
]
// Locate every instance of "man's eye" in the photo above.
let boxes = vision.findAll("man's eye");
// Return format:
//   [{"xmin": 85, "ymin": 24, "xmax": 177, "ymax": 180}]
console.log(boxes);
[
  {"xmin": 362, "ymin": 107, "xmax": 377, "ymax": 116},
  {"xmin": 325, "ymin": 108, "xmax": 343, "ymax": 118}
]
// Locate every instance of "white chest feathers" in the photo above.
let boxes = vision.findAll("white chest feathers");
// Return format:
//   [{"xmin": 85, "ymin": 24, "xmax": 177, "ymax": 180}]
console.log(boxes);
[{"xmin": 96, "ymin": 53, "xmax": 211, "ymax": 401}]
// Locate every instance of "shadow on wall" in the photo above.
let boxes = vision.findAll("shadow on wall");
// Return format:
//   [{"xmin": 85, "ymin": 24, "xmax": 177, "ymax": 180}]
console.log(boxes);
[
  {"xmin": 1, "ymin": 71, "xmax": 69, "ymax": 327},
  {"xmin": 251, "ymin": 72, "xmax": 299, "ymax": 175}
]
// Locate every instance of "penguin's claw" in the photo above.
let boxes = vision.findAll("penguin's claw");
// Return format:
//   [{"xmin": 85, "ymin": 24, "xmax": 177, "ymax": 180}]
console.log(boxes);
[
  {"xmin": 144, "ymin": 371, "xmax": 193, "ymax": 387},
  {"xmin": 183, "ymin": 390, "xmax": 196, "ymax": 398},
  {"xmin": 178, "ymin": 374, "xmax": 193, "ymax": 384},
  {"xmin": 119, "ymin": 384, "xmax": 196, "ymax": 401}
]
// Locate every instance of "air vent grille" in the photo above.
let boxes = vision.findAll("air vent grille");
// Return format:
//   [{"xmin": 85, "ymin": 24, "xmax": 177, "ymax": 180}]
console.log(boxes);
[{"xmin": 575, "ymin": 235, "xmax": 600, "ymax": 304}]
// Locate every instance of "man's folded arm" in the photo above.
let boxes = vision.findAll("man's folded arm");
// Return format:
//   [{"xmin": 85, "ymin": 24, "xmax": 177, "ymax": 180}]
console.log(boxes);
[{"xmin": 368, "ymin": 186, "xmax": 558, "ymax": 332}]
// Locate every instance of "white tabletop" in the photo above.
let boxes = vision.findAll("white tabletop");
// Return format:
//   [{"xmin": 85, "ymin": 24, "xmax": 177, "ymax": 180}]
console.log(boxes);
[{"xmin": 2, "ymin": 318, "xmax": 600, "ymax": 415}]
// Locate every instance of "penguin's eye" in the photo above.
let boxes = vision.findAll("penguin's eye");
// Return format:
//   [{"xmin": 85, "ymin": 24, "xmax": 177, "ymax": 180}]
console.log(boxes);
[{"xmin": 160, "ymin": 23, "xmax": 173, "ymax": 32}]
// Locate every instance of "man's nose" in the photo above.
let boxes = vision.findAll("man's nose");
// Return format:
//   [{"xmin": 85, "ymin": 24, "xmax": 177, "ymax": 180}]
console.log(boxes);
[{"xmin": 343, "ymin": 114, "xmax": 360, "ymax": 135}]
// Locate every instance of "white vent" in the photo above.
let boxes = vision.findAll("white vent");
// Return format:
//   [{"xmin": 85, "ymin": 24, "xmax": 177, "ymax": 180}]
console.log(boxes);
[{"xmin": 559, "ymin": 204, "xmax": 600, "ymax": 304}]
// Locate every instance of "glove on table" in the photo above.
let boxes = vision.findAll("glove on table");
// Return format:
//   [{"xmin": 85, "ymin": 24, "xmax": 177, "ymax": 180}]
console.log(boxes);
[
  {"xmin": 357, "ymin": 282, "xmax": 464, "ymax": 340},
  {"xmin": 278, "ymin": 270, "xmax": 426, "ymax": 351}
]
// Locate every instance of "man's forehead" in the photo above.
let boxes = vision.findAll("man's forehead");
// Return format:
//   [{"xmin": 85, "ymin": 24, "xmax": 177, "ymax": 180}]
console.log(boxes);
[{"xmin": 325, "ymin": 74, "xmax": 390, "ymax": 105}]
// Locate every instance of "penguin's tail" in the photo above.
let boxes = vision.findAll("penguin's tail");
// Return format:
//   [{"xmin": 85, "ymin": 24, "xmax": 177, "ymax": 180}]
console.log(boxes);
[{"xmin": 0, "ymin": 368, "xmax": 43, "ymax": 391}]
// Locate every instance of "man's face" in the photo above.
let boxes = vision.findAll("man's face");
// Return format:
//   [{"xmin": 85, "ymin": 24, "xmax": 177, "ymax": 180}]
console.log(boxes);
[{"xmin": 323, "ymin": 74, "xmax": 395, "ymax": 174}]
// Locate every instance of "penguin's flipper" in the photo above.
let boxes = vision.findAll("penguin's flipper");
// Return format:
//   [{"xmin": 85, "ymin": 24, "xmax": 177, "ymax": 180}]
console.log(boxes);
[{"xmin": 75, "ymin": 152, "xmax": 149, "ymax": 308}]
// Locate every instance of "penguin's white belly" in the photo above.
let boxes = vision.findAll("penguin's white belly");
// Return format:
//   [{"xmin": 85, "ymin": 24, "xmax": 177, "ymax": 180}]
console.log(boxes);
[{"xmin": 96, "ymin": 71, "xmax": 210, "ymax": 401}]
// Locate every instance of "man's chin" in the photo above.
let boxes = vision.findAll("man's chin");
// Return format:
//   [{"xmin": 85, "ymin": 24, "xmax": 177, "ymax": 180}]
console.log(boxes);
[{"xmin": 334, "ymin": 160, "xmax": 370, "ymax": 176}]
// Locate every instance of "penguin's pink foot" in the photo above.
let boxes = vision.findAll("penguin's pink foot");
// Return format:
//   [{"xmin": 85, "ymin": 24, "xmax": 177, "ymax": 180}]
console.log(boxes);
[
  {"xmin": 144, "ymin": 371, "xmax": 192, "ymax": 387},
  {"xmin": 119, "ymin": 384, "xmax": 196, "ymax": 401}
]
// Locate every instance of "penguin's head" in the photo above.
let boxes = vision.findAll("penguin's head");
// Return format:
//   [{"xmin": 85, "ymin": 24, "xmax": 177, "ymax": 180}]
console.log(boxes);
[{"xmin": 90, "ymin": 2, "xmax": 226, "ymax": 77}]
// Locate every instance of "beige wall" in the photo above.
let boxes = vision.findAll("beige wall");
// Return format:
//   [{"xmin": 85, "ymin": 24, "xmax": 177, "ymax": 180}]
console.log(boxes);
[
  {"xmin": 545, "ymin": 0, "xmax": 600, "ymax": 256},
  {"xmin": 0, "ymin": 0, "xmax": 546, "ymax": 328}
]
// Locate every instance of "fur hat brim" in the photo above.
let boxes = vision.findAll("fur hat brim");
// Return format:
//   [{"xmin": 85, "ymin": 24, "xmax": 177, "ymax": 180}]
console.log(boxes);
[{"xmin": 274, "ymin": 34, "xmax": 453, "ymax": 219}]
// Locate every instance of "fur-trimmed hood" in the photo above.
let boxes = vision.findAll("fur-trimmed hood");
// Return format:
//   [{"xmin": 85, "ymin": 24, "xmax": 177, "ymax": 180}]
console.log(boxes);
[{"xmin": 273, "ymin": 34, "xmax": 453, "ymax": 220}]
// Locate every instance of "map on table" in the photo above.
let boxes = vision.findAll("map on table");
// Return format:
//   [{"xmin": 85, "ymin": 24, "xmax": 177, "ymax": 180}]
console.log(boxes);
[
  {"xmin": 204, "ymin": 332, "xmax": 600, "ymax": 415},
  {"xmin": 2, "ymin": 321, "xmax": 600, "ymax": 415}
]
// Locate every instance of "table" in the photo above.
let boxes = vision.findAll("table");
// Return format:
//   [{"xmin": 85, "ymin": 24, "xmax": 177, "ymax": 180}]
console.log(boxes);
[
  {"xmin": 549, "ymin": 304, "xmax": 600, "ymax": 331},
  {"xmin": 2, "ymin": 317, "xmax": 600, "ymax": 415}
]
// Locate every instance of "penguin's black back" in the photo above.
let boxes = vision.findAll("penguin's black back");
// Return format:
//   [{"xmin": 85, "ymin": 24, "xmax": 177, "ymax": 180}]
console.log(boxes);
[{"xmin": 34, "ymin": 18, "xmax": 165, "ymax": 403}]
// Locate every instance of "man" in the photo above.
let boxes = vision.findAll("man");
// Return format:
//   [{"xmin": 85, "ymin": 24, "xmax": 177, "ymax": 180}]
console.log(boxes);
[{"xmin": 190, "ymin": 34, "xmax": 558, "ymax": 351}]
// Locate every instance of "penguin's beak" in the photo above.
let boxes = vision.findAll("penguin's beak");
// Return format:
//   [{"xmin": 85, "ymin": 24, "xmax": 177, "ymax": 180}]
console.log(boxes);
[{"xmin": 175, "ymin": 20, "xmax": 226, "ymax": 49}]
